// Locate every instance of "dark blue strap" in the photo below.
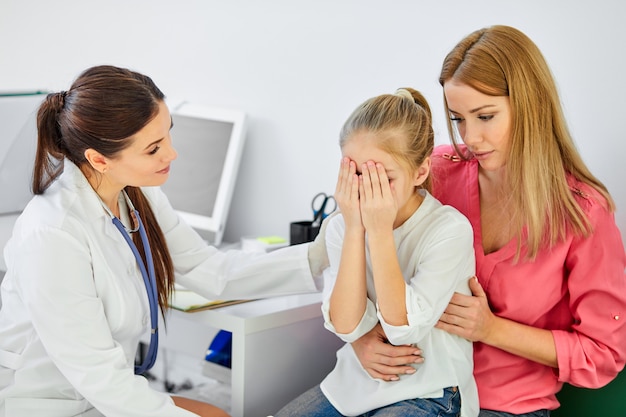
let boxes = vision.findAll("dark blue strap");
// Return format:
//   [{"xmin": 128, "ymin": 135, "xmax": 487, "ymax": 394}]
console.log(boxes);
[{"xmin": 112, "ymin": 212, "xmax": 159, "ymax": 374}]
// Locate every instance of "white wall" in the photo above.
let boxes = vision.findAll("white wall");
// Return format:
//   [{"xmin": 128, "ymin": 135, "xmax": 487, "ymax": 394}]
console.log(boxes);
[{"xmin": 1, "ymin": 0, "xmax": 624, "ymax": 244}]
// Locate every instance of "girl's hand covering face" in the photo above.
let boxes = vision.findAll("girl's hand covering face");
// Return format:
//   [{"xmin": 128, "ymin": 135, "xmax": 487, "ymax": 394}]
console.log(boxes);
[
  {"xmin": 359, "ymin": 161, "xmax": 397, "ymax": 234},
  {"xmin": 335, "ymin": 157, "xmax": 363, "ymax": 230}
]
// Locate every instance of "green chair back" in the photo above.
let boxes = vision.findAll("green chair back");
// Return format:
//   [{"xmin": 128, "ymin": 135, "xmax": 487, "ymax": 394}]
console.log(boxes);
[{"xmin": 552, "ymin": 371, "xmax": 626, "ymax": 417}]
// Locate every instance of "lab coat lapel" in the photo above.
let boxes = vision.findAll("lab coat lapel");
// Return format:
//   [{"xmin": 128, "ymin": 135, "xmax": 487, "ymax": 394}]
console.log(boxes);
[{"xmin": 59, "ymin": 160, "xmax": 120, "ymax": 242}]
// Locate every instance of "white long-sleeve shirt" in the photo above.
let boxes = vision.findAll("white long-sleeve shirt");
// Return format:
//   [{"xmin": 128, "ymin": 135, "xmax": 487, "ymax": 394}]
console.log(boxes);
[
  {"xmin": 320, "ymin": 191, "xmax": 479, "ymax": 417},
  {"xmin": 0, "ymin": 160, "xmax": 317, "ymax": 417}
]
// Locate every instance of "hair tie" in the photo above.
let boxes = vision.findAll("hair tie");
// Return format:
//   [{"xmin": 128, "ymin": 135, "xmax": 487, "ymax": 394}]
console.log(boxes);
[
  {"xmin": 58, "ymin": 90, "xmax": 68, "ymax": 108},
  {"xmin": 394, "ymin": 88, "xmax": 414, "ymax": 102}
]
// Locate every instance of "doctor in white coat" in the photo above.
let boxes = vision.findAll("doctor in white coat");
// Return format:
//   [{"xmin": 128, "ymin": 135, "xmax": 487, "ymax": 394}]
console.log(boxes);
[{"xmin": 0, "ymin": 65, "xmax": 327, "ymax": 417}]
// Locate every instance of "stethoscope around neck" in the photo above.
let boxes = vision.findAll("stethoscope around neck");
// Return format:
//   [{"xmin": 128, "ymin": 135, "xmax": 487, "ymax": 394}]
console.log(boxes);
[{"xmin": 101, "ymin": 190, "xmax": 159, "ymax": 375}]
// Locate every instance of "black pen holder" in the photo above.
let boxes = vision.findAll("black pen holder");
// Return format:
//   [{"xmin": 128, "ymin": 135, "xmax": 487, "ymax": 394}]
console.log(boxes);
[{"xmin": 290, "ymin": 221, "xmax": 320, "ymax": 245}]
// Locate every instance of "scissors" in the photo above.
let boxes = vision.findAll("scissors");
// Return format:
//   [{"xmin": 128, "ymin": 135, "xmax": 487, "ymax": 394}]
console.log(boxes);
[{"xmin": 311, "ymin": 192, "xmax": 337, "ymax": 227}]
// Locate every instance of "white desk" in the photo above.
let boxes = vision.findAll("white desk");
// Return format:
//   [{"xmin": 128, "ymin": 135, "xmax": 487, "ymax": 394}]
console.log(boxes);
[
  {"xmin": 1, "ymin": 214, "xmax": 343, "ymax": 416},
  {"xmin": 158, "ymin": 292, "xmax": 343, "ymax": 417}
]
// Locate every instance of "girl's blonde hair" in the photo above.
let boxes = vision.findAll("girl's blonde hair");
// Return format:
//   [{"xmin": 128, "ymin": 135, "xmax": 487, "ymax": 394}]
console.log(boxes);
[
  {"xmin": 439, "ymin": 25, "xmax": 614, "ymax": 259},
  {"xmin": 340, "ymin": 87, "xmax": 434, "ymax": 192}
]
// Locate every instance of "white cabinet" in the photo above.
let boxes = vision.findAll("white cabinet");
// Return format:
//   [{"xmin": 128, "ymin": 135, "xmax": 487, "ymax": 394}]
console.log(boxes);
[{"xmin": 155, "ymin": 292, "xmax": 343, "ymax": 417}]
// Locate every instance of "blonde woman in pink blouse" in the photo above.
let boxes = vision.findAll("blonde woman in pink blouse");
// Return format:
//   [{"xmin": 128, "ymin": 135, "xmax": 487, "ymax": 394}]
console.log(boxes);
[{"xmin": 350, "ymin": 25, "xmax": 626, "ymax": 417}]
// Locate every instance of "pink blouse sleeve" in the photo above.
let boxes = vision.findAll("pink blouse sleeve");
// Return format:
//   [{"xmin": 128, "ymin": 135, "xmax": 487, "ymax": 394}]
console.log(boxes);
[{"xmin": 553, "ymin": 188, "xmax": 626, "ymax": 387}]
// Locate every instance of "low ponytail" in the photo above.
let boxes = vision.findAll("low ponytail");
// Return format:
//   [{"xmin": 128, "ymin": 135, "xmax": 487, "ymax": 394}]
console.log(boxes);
[{"xmin": 33, "ymin": 91, "xmax": 67, "ymax": 194}]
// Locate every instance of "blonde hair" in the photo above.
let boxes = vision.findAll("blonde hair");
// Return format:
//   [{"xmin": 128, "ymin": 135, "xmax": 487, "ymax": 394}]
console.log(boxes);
[
  {"xmin": 340, "ymin": 88, "xmax": 434, "ymax": 192},
  {"xmin": 439, "ymin": 25, "xmax": 614, "ymax": 259}
]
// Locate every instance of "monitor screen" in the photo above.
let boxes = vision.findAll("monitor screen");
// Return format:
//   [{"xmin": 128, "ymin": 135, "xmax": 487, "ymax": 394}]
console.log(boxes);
[{"xmin": 161, "ymin": 102, "xmax": 247, "ymax": 246}]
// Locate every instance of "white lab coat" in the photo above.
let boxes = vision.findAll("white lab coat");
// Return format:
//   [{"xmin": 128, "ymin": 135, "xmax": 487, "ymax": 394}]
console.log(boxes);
[{"xmin": 0, "ymin": 161, "xmax": 317, "ymax": 417}]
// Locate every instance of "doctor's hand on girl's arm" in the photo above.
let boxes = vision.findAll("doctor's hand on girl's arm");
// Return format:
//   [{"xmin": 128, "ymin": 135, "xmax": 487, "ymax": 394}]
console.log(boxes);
[{"xmin": 351, "ymin": 323, "xmax": 424, "ymax": 381}]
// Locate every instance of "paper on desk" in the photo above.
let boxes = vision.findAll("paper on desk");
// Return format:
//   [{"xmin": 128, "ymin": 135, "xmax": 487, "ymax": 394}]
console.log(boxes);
[{"xmin": 169, "ymin": 289, "xmax": 253, "ymax": 312}]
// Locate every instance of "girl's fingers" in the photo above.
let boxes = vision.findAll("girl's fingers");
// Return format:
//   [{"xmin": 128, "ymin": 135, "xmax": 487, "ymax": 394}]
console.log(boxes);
[
  {"xmin": 336, "ymin": 157, "xmax": 349, "ymax": 194},
  {"xmin": 350, "ymin": 167, "xmax": 359, "ymax": 201},
  {"xmin": 336, "ymin": 158, "xmax": 355, "ymax": 197},
  {"xmin": 335, "ymin": 158, "xmax": 362, "ymax": 229},
  {"xmin": 362, "ymin": 161, "xmax": 389, "ymax": 201},
  {"xmin": 360, "ymin": 162, "xmax": 372, "ymax": 202},
  {"xmin": 367, "ymin": 161, "xmax": 382, "ymax": 199},
  {"xmin": 358, "ymin": 174, "xmax": 364, "ymax": 201},
  {"xmin": 376, "ymin": 163, "xmax": 392, "ymax": 200}
]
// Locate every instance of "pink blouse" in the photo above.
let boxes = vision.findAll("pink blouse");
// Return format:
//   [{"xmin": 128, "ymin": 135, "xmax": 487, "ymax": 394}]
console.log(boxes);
[{"xmin": 431, "ymin": 144, "xmax": 626, "ymax": 413}]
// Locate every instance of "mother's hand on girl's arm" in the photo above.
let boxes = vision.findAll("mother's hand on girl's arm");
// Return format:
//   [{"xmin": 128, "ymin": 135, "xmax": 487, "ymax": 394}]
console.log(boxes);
[
  {"xmin": 435, "ymin": 276, "xmax": 495, "ymax": 342},
  {"xmin": 351, "ymin": 323, "xmax": 424, "ymax": 381},
  {"xmin": 436, "ymin": 277, "xmax": 559, "ymax": 367}
]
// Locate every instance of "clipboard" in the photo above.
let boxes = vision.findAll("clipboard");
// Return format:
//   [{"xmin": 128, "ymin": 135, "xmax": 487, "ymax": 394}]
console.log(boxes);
[{"xmin": 168, "ymin": 288, "xmax": 254, "ymax": 312}]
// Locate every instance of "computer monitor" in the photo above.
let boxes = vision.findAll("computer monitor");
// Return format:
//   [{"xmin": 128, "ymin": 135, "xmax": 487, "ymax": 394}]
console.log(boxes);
[
  {"xmin": 161, "ymin": 102, "xmax": 247, "ymax": 246},
  {"xmin": 0, "ymin": 94, "xmax": 246, "ymax": 247}
]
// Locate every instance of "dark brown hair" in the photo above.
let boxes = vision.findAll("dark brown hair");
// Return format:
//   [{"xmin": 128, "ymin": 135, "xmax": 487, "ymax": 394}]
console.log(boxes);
[{"xmin": 34, "ymin": 65, "xmax": 174, "ymax": 314}]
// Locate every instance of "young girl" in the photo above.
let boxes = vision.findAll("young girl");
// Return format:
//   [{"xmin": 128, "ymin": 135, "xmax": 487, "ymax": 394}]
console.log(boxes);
[
  {"xmin": 275, "ymin": 88, "xmax": 478, "ymax": 417},
  {"xmin": 351, "ymin": 26, "xmax": 626, "ymax": 417}
]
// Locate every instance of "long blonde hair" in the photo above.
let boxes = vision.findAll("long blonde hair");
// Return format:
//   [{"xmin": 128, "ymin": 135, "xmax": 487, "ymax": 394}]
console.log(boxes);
[{"xmin": 439, "ymin": 25, "xmax": 614, "ymax": 259}]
